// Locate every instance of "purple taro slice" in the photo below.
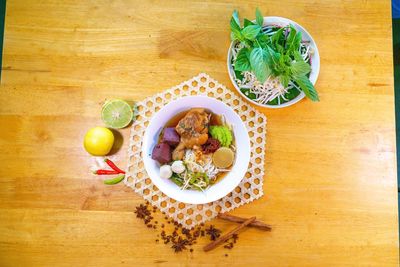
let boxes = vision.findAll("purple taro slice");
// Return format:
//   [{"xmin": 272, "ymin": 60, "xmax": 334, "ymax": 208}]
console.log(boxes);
[
  {"xmin": 161, "ymin": 127, "xmax": 180, "ymax": 146},
  {"xmin": 151, "ymin": 143, "xmax": 172, "ymax": 164}
]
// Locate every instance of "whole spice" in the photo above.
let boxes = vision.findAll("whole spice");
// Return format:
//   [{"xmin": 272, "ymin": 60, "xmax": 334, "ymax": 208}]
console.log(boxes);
[
  {"xmin": 171, "ymin": 237, "xmax": 190, "ymax": 252},
  {"xmin": 93, "ymin": 169, "xmax": 119, "ymax": 175},
  {"xmin": 104, "ymin": 158, "xmax": 126, "ymax": 174},
  {"xmin": 133, "ymin": 203, "xmax": 266, "ymax": 255},
  {"xmin": 205, "ymin": 225, "xmax": 222, "ymax": 241},
  {"xmin": 203, "ymin": 217, "xmax": 256, "ymax": 252},
  {"xmin": 218, "ymin": 213, "xmax": 272, "ymax": 231}
]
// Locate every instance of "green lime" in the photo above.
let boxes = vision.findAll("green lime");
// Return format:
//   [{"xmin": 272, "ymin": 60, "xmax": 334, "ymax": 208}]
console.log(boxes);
[{"xmin": 101, "ymin": 99, "xmax": 134, "ymax": 129}]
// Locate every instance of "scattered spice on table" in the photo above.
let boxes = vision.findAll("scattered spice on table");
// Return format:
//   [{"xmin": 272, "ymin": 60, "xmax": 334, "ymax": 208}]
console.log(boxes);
[
  {"xmin": 133, "ymin": 202, "xmax": 271, "ymax": 254},
  {"xmin": 205, "ymin": 225, "xmax": 222, "ymax": 241}
]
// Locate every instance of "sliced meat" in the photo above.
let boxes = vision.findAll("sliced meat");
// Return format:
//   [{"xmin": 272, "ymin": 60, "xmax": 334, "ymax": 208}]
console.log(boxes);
[
  {"xmin": 172, "ymin": 108, "xmax": 210, "ymax": 160},
  {"xmin": 161, "ymin": 127, "xmax": 180, "ymax": 147},
  {"xmin": 151, "ymin": 143, "xmax": 171, "ymax": 164}
]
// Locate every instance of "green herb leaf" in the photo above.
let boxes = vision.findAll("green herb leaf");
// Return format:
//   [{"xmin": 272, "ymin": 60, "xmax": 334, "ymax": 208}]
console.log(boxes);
[
  {"xmin": 242, "ymin": 25, "xmax": 261, "ymax": 40},
  {"xmin": 279, "ymin": 74, "xmax": 290, "ymax": 88},
  {"xmin": 232, "ymin": 10, "xmax": 241, "ymax": 28},
  {"xmin": 250, "ymin": 47, "xmax": 270, "ymax": 83},
  {"xmin": 290, "ymin": 60, "xmax": 311, "ymax": 78},
  {"xmin": 230, "ymin": 16, "xmax": 242, "ymax": 41},
  {"xmin": 234, "ymin": 47, "xmax": 251, "ymax": 71},
  {"xmin": 244, "ymin": 18, "xmax": 256, "ymax": 27},
  {"xmin": 265, "ymin": 46, "xmax": 281, "ymax": 67},
  {"xmin": 293, "ymin": 50, "xmax": 303, "ymax": 61},
  {"xmin": 285, "ymin": 25, "xmax": 297, "ymax": 49},
  {"xmin": 255, "ymin": 8, "xmax": 263, "ymax": 26},
  {"xmin": 256, "ymin": 34, "xmax": 270, "ymax": 47},
  {"xmin": 286, "ymin": 30, "xmax": 302, "ymax": 51},
  {"xmin": 294, "ymin": 75, "xmax": 319, "ymax": 101},
  {"xmin": 230, "ymin": 32, "xmax": 236, "ymax": 41},
  {"xmin": 271, "ymin": 27, "xmax": 285, "ymax": 47}
]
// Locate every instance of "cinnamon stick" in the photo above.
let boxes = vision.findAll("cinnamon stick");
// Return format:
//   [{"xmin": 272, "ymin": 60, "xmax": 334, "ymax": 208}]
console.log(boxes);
[
  {"xmin": 217, "ymin": 213, "xmax": 272, "ymax": 231},
  {"xmin": 203, "ymin": 216, "xmax": 256, "ymax": 252}
]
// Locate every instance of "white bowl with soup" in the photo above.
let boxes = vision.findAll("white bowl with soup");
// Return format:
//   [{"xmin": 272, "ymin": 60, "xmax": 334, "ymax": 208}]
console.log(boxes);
[{"xmin": 142, "ymin": 96, "xmax": 251, "ymax": 204}]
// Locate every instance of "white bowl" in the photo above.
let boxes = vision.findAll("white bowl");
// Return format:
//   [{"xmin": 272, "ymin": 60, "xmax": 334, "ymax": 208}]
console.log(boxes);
[
  {"xmin": 142, "ymin": 96, "xmax": 250, "ymax": 204},
  {"xmin": 227, "ymin": 16, "xmax": 320, "ymax": 108}
]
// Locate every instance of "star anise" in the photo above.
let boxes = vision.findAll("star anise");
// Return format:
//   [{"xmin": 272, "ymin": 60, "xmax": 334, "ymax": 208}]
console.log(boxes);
[
  {"xmin": 205, "ymin": 225, "xmax": 221, "ymax": 241},
  {"xmin": 134, "ymin": 204, "xmax": 151, "ymax": 219},
  {"xmin": 171, "ymin": 236, "xmax": 189, "ymax": 252}
]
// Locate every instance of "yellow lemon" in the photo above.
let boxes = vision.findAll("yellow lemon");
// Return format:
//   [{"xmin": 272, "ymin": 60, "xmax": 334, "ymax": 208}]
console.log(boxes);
[{"xmin": 83, "ymin": 127, "xmax": 114, "ymax": 156}]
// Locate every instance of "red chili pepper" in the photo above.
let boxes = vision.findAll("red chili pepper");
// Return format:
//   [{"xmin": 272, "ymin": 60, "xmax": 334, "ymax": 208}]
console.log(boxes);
[
  {"xmin": 93, "ymin": 169, "xmax": 119, "ymax": 175},
  {"xmin": 104, "ymin": 159, "xmax": 125, "ymax": 174}
]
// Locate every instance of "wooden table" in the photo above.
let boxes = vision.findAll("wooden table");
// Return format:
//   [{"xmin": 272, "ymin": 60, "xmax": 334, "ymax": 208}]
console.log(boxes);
[{"xmin": 0, "ymin": 1, "xmax": 398, "ymax": 266}]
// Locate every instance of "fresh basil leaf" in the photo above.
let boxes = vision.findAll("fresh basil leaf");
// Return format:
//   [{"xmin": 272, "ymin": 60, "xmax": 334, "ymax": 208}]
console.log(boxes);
[
  {"xmin": 234, "ymin": 47, "xmax": 251, "ymax": 71},
  {"xmin": 232, "ymin": 10, "xmax": 241, "ymax": 28},
  {"xmin": 294, "ymin": 75, "xmax": 319, "ymax": 101},
  {"xmin": 250, "ymin": 47, "xmax": 270, "ymax": 83},
  {"xmin": 242, "ymin": 25, "xmax": 261, "ymax": 40},
  {"xmin": 271, "ymin": 27, "xmax": 285, "ymax": 47},
  {"xmin": 256, "ymin": 8, "xmax": 263, "ymax": 26},
  {"xmin": 265, "ymin": 46, "xmax": 281, "ymax": 67},
  {"xmin": 244, "ymin": 18, "xmax": 256, "ymax": 27},
  {"xmin": 256, "ymin": 34, "xmax": 269, "ymax": 46},
  {"xmin": 230, "ymin": 15, "xmax": 242, "ymax": 41},
  {"xmin": 290, "ymin": 60, "xmax": 311, "ymax": 78}
]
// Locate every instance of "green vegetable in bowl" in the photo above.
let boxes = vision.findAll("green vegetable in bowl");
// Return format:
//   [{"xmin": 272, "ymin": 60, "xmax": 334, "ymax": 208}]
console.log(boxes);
[
  {"xmin": 230, "ymin": 8, "xmax": 319, "ymax": 105},
  {"xmin": 209, "ymin": 126, "xmax": 233, "ymax": 147}
]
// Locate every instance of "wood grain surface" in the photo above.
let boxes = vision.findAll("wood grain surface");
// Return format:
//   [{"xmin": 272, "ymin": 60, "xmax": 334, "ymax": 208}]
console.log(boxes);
[{"xmin": 0, "ymin": 0, "xmax": 398, "ymax": 266}]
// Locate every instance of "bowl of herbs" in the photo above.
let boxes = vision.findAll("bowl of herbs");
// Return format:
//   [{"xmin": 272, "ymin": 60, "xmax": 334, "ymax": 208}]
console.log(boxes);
[{"xmin": 227, "ymin": 9, "xmax": 320, "ymax": 108}]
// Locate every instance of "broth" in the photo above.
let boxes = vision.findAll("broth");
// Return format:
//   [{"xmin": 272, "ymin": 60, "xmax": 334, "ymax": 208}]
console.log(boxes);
[{"xmin": 160, "ymin": 108, "xmax": 234, "ymax": 186}]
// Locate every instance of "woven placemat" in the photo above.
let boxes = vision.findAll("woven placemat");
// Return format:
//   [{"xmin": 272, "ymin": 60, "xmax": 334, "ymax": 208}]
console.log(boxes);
[{"xmin": 124, "ymin": 73, "xmax": 267, "ymax": 229}]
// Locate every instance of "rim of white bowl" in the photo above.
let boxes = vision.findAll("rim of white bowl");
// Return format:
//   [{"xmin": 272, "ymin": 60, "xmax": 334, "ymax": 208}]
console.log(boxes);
[
  {"xmin": 142, "ymin": 96, "xmax": 251, "ymax": 204},
  {"xmin": 227, "ymin": 16, "xmax": 320, "ymax": 109}
]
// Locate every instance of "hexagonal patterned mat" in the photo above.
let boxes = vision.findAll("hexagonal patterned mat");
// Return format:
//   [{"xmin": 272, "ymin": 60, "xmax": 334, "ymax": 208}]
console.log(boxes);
[{"xmin": 124, "ymin": 73, "xmax": 267, "ymax": 229}]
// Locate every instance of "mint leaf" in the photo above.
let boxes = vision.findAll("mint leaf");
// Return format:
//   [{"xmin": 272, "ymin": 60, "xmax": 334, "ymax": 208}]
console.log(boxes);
[
  {"xmin": 294, "ymin": 75, "xmax": 319, "ymax": 101},
  {"xmin": 242, "ymin": 25, "xmax": 261, "ymax": 40},
  {"xmin": 250, "ymin": 47, "xmax": 270, "ymax": 83},
  {"xmin": 234, "ymin": 47, "xmax": 251, "ymax": 71},
  {"xmin": 290, "ymin": 60, "xmax": 311, "ymax": 78},
  {"xmin": 232, "ymin": 10, "xmax": 241, "ymax": 28},
  {"xmin": 256, "ymin": 8, "xmax": 263, "ymax": 26},
  {"xmin": 244, "ymin": 18, "xmax": 255, "ymax": 27}
]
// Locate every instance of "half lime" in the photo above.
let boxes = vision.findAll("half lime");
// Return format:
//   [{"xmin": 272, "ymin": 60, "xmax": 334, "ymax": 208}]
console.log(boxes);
[{"xmin": 101, "ymin": 99, "xmax": 134, "ymax": 129}]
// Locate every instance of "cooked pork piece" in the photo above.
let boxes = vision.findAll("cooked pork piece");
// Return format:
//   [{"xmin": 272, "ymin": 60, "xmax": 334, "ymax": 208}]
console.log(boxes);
[{"xmin": 172, "ymin": 108, "xmax": 209, "ymax": 160}]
